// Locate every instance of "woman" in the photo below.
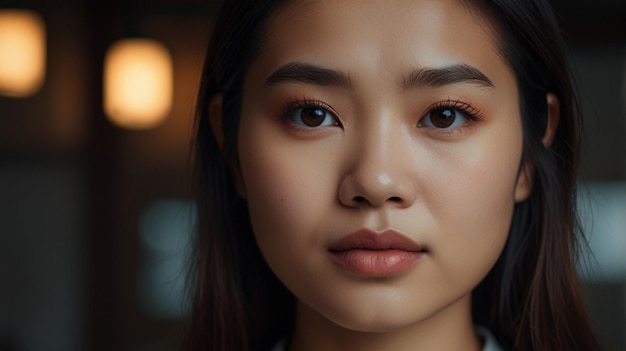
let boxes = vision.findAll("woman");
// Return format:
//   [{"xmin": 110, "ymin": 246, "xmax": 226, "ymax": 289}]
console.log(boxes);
[{"xmin": 186, "ymin": 0, "xmax": 601, "ymax": 350}]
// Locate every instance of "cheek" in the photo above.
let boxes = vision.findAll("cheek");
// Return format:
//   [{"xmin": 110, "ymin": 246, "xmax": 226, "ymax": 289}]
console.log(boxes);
[
  {"xmin": 424, "ymin": 124, "xmax": 524, "ymax": 277},
  {"xmin": 236, "ymin": 114, "xmax": 340, "ymax": 274},
  {"xmin": 243, "ymin": 153, "xmax": 331, "ymax": 236}
]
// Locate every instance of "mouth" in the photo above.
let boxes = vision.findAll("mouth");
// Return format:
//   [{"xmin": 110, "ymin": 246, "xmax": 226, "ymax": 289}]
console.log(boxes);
[{"xmin": 328, "ymin": 229, "xmax": 427, "ymax": 277}]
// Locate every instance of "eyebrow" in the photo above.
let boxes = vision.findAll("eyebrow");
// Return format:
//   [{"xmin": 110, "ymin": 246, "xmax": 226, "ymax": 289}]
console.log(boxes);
[
  {"xmin": 264, "ymin": 62, "xmax": 494, "ymax": 89},
  {"xmin": 402, "ymin": 64, "xmax": 494, "ymax": 89},
  {"xmin": 265, "ymin": 62, "xmax": 354, "ymax": 88}
]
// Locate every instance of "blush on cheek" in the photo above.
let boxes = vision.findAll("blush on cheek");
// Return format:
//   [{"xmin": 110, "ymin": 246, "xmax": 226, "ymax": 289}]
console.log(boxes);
[
  {"xmin": 241, "ymin": 151, "xmax": 326, "ymax": 238},
  {"xmin": 421, "ymin": 135, "xmax": 521, "ymax": 268}
]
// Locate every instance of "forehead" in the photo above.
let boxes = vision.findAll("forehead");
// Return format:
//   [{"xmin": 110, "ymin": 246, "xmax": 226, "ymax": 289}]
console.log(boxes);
[{"xmin": 251, "ymin": 0, "xmax": 511, "ymax": 89}]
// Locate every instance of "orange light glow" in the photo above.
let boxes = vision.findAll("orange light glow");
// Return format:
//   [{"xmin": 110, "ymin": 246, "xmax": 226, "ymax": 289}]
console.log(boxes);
[
  {"xmin": 104, "ymin": 38, "xmax": 173, "ymax": 129},
  {"xmin": 0, "ymin": 9, "xmax": 46, "ymax": 97}
]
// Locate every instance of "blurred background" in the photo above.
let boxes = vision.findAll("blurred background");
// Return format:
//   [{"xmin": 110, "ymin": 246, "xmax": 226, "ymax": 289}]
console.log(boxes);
[{"xmin": 0, "ymin": 0, "xmax": 624, "ymax": 350}]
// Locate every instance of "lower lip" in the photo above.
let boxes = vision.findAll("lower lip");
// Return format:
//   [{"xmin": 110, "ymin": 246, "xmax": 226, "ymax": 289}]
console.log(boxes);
[{"xmin": 329, "ymin": 249, "xmax": 425, "ymax": 276}]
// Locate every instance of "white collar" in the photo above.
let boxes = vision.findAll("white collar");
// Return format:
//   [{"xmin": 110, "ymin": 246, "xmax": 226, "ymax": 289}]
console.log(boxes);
[{"xmin": 271, "ymin": 325, "xmax": 502, "ymax": 351}]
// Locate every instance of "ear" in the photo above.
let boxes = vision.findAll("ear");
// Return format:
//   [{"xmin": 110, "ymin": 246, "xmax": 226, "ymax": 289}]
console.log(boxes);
[
  {"xmin": 514, "ymin": 93, "xmax": 560, "ymax": 203},
  {"xmin": 209, "ymin": 94, "xmax": 225, "ymax": 147},
  {"xmin": 514, "ymin": 163, "xmax": 533, "ymax": 203},
  {"xmin": 207, "ymin": 93, "xmax": 247, "ymax": 199},
  {"xmin": 543, "ymin": 93, "xmax": 560, "ymax": 147}
]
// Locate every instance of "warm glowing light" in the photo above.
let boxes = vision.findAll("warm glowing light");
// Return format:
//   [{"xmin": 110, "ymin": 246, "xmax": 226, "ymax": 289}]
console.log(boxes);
[
  {"xmin": 0, "ymin": 9, "xmax": 46, "ymax": 97},
  {"xmin": 104, "ymin": 38, "xmax": 173, "ymax": 129}
]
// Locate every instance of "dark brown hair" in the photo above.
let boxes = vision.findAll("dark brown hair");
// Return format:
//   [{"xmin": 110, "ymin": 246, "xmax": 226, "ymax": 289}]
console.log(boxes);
[{"xmin": 186, "ymin": 1, "xmax": 601, "ymax": 350}]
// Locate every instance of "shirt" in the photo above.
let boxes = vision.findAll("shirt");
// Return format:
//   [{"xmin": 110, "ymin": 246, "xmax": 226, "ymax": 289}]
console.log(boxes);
[{"xmin": 271, "ymin": 326, "xmax": 502, "ymax": 351}]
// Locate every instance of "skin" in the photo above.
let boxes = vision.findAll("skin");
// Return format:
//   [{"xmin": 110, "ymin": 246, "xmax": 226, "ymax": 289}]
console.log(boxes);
[{"xmin": 211, "ymin": 0, "xmax": 547, "ymax": 350}]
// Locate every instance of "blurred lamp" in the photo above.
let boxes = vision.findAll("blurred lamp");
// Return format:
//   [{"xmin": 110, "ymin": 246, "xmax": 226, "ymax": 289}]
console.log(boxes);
[
  {"xmin": 104, "ymin": 38, "xmax": 173, "ymax": 129},
  {"xmin": 0, "ymin": 9, "xmax": 46, "ymax": 97}
]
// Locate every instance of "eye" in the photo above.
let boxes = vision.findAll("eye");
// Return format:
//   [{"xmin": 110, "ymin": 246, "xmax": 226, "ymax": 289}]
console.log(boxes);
[
  {"xmin": 419, "ymin": 107, "xmax": 469, "ymax": 129},
  {"xmin": 288, "ymin": 105, "xmax": 339, "ymax": 128},
  {"xmin": 417, "ymin": 100, "xmax": 482, "ymax": 131},
  {"xmin": 281, "ymin": 101, "xmax": 340, "ymax": 129}
]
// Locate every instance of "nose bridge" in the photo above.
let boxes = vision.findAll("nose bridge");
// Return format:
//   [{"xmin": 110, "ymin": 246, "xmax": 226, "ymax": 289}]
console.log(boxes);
[
  {"xmin": 362, "ymin": 111, "xmax": 395, "ymax": 177},
  {"xmin": 339, "ymin": 109, "xmax": 416, "ymax": 208}
]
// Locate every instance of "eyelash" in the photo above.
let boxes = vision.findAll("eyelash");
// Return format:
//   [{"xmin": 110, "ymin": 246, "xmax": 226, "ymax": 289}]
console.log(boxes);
[
  {"xmin": 418, "ymin": 99, "xmax": 484, "ymax": 134},
  {"xmin": 277, "ymin": 97, "xmax": 484, "ymax": 133},
  {"xmin": 279, "ymin": 98, "xmax": 329, "ymax": 117},
  {"xmin": 423, "ymin": 99, "xmax": 483, "ymax": 121},
  {"xmin": 278, "ymin": 98, "xmax": 341, "ymax": 132}
]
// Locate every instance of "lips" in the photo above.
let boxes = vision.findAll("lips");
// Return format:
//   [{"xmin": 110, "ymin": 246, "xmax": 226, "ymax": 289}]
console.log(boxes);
[{"xmin": 328, "ymin": 229, "xmax": 427, "ymax": 276}]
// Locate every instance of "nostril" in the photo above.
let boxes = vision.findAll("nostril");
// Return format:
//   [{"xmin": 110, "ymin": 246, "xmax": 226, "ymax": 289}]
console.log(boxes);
[
  {"xmin": 351, "ymin": 196, "xmax": 404, "ymax": 206},
  {"xmin": 353, "ymin": 196, "xmax": 368, "ymax": 204}
]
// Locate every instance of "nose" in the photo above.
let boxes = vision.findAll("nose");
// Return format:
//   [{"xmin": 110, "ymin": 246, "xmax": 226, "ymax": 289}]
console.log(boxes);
[{"xmin": 338, "ymin": 123, "xmax": 417, "ymax": 209}]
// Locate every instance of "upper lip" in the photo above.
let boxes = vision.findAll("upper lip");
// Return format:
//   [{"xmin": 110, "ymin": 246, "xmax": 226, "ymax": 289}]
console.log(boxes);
[{"xmin": 328, "ymin": 229, "xmax": 425, "ymax": 252}]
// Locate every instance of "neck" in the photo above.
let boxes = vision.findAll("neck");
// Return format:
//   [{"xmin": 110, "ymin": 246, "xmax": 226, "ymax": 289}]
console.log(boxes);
[{"xmin": 288, "ymin": 295, "xmax": 482, "ymax": 351}]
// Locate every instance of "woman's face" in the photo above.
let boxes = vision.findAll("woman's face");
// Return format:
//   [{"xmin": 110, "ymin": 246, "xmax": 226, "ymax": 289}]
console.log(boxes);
[{"xmin": 235, "ymin": 0, "xmax": 530, "ymax": 335}]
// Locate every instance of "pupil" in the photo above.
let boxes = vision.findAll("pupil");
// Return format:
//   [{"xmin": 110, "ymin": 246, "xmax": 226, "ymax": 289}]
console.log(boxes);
[
  {"xmin": 301, "ymin": 107, "xmax": 325, "ymax": 127},
  {"xmin": 432, "ymin": 108, "xmax": 455, "ymax": 128}
]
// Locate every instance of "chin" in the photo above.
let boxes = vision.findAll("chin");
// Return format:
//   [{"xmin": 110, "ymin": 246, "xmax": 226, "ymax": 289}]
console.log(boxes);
[{"xmin": 319, "ymin": 306, "xmax": 423, "ymax": 334}]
